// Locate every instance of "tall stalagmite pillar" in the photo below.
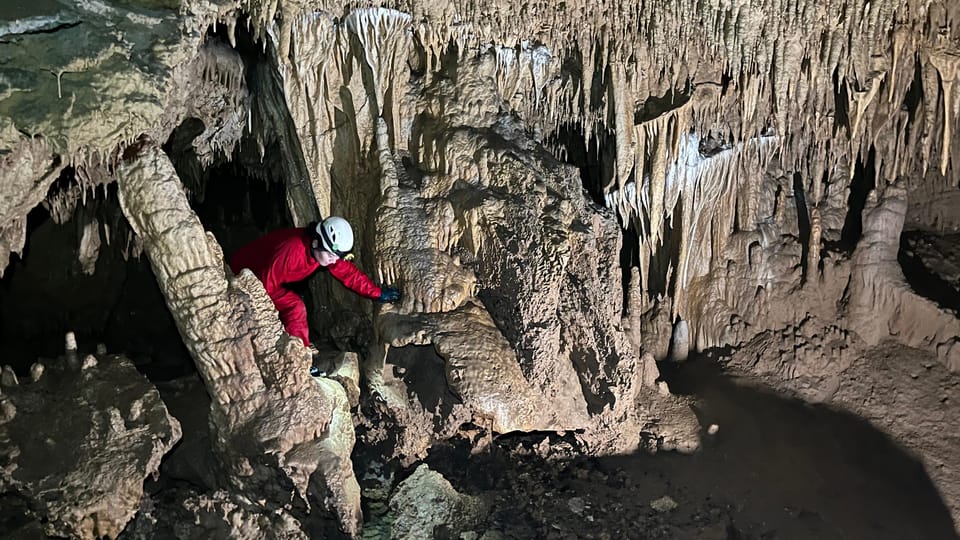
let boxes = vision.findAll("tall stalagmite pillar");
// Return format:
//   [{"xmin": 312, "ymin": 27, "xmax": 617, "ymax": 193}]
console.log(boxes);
[{"xmin": 115, "ymin": 137, "xmax": 362, "ymax": 536}]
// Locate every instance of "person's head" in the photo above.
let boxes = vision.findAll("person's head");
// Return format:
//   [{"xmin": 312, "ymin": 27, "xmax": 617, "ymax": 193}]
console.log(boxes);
[{"xmin": 309, "ymin": 216, "xmax": 355, "ymax": 266}]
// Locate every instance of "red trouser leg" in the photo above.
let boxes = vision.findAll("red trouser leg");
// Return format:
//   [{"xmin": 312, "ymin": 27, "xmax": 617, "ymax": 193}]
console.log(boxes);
[{"xmin": 272, "ymin": 288, "xmax": 310, "ymax": 347}]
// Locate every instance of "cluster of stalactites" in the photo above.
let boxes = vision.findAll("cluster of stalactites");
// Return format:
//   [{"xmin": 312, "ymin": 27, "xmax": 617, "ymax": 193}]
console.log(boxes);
[
  {"xmin": 231, "ymin": 0, "xmax": 957, "ymax": 312},
  {"xmin": 237, "ymin": 0, "xmax": 956, "ymax": 196}
]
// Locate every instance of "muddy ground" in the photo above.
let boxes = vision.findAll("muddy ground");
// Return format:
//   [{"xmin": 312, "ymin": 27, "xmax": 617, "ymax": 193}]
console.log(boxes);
[{"xmin": 351, "ymin": 355, "xmax": 958, "ymax": 540}]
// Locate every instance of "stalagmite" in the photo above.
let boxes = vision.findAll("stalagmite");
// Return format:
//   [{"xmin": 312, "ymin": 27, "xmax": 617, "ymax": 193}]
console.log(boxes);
[
  {"xmin": 807, "ymin": 206, "xmax": 822, "ymax": 281},
  {"xmin": 30, "ymin": 363, "xmax": 44, "ymax": 383},
  {"xmin": 846, "ymin": 179, "xmax": 960, "ymax": 367},
  {"xmin": 116, "ymin": 138, "xmax": 362, "ymax": 536}
]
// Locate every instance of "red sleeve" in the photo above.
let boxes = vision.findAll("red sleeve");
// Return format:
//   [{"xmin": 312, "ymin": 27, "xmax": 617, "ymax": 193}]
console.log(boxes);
[{"xmin": 328, "ymin": 259, "xmax": 382, "ymax": 299}]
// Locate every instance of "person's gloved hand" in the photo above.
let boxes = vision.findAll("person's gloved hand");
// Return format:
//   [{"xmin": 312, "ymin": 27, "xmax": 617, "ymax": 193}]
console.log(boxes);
[{"xmin": 379, "ymin": 286, "xmax": 401, "ymax": 303}]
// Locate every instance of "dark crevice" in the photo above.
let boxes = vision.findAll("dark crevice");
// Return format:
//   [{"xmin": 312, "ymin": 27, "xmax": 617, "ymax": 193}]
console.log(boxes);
[
  {"xmin": 902, "ymin": 60, "xmax": 925, "ymax": 128},
  {"xmin": 633, "ymin": 83, "xmax": 694, "ymax": 124},
  {"xmin": 793, "ymin": 172, "xmax": 810, "ymax": 281},
  {"xmin": 837, "ymin": 147, "xmax": 876, "ymax": 251},
  {"xmin": 10, "ymin": 20, "xmax": 82, "ymax": 36},
  {"xmin": 832, "ymin": 66, "xmax": 851, "ymax": 137},
  {"xmin": 547, "ymin": 120, "xmax": 613, "ymax": 206},
  {"xmin": 898, "ymin": 232, "xmax": 960, "ymax": 314}
]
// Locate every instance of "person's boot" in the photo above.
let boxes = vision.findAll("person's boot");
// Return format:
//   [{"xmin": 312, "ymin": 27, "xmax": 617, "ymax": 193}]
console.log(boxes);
[{"xmin": 309, "ymin": 350, "xmax": 335, "ymax": 378}]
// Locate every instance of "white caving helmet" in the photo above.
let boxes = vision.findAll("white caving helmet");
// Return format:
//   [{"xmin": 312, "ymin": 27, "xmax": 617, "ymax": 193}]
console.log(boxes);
[{"xmin": 315, "ymin": 216, "xmax": 355, "ymax": 258}]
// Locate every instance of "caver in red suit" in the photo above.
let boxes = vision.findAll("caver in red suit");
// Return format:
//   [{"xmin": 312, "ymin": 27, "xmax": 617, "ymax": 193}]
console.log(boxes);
[{"xmin": 229, "ymin": 217, "xmax": 401, "ymax": 347}]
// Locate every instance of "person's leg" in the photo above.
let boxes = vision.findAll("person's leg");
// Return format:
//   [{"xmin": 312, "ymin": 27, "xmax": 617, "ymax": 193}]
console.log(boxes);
[{"xmin": 272, "ymin": 289, "xmax": 310, "ymax": 347}]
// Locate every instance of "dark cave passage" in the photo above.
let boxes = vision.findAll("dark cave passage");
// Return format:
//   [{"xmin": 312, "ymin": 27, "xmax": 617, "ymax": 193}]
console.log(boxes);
[
  {"xmin": 839, "ymin": 147, "xmax": 877, "ymax": 251},
  {"xmin": 899, "ymin": 230, "xmax": 960, "ymax": 314},
  {"xmin": 0, "ymin": 180, "xmax": 189, "ymax": 380}
]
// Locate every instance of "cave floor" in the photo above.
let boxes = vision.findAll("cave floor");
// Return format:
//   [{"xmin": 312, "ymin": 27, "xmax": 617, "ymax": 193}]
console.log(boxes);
[
  {"xmin": 6, "ymin": 349, "xmax": 957, "ymax": 539},
  {"xmin": 386, "ymin": 356, "xmax": 960, "ymax": 540}
]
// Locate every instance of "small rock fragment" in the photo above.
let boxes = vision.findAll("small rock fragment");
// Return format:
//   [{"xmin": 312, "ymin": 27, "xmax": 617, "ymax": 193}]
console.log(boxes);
[
  {"xmin": 65, "ymin": 332, "xmax": 80, "ymax": 370},
  {"xmin": 567, "ymin": 497, "xmax": 585, "ymax": 515},
  {"xmin": 82, "ymin": 355, "xmax": 98, "ymax": 370},
  {"xmin": 30, "ymin": 363, "xmax": 44, "ymax": 383},
  {"xmin": 650, "ymin": 495, "xmax": 678, "ymax": 513},
  {"xmin": 707, "ymin": 424, "xmax": 719, "ymax": 435}
]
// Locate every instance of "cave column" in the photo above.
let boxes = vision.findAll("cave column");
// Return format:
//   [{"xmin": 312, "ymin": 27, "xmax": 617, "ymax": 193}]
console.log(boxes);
[
  {"xmin": 116, "ymin": 138, "xmax": 267, "ymax": 415},
  {"xmin": 116, "ymin": 137, "xmax": 362, "ymax": 536}
]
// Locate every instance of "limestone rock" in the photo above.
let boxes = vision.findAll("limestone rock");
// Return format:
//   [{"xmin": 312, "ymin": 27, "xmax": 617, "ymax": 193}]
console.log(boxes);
[
  {"xmin": 0, "ymin": 354, "xmax": 181, "ymax": 539},
  {"xmin": 388, "ymin": 465, "xmax": 485, "ymax": 540},
  {"xmin": 116, "ymin": 140, "xmax": 362, "ymax": 535},
  {"xmin": 122, "ymin": 488, "xmax": 307, "ymax": 540},
  {"xmin": 1, "ymin": 0, "xmax": 959, "ymax": 534}
]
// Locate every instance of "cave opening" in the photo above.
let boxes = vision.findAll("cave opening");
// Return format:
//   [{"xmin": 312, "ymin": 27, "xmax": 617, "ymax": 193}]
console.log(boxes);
[
  {"xmin": 838, "ymin": 146, "xmax": 877, "ymax": 250},
  {"xmin": 162, "ymin": 23, "xmax": 384, "ymax": 357},
  {"xmin": 0, "ymin": 171, "xmax": 189, "ymax": 380},
  {"xmin": 549, "ymin": 120, "xmax": 614, "ymax": 207}
]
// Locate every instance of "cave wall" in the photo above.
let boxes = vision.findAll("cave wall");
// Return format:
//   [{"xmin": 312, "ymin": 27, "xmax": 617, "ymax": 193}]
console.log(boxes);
[
  {"xmin": 2, "ymin": 0, "xmax": 957, "ymax": 364},
  {"xmin": 1, "ymin": 0, "xmax": 959, "ymax": 536}
]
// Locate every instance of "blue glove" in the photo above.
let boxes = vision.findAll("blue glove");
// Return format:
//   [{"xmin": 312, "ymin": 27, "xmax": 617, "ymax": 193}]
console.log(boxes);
[{"xmin": 379, "ymin": 286, "xmax": 401, "ymax": 303}]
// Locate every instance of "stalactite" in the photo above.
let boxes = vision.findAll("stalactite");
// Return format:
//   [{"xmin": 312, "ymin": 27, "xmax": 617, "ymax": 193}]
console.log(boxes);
[
  {"xmin": 344, "ymin": 7, "xmax": 412, "ymax": 147},
  {"xmin": 920, "ymin": 55, "xmax": 942, "ymax": 173},
  {"xmin": 611, "ymin": 62, "xmax": 634, "ymax": 220},
  {"xmin": 648, "ymin": 120, "xmax": 668, "ymax": 246},
  {"xmin": 930, "ymin": 51, "xmax": 960, "ymax": 176}
]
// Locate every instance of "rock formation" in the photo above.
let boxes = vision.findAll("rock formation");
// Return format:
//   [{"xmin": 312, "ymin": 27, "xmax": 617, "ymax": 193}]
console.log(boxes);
[
  {"xmin": 387, "ymin": 464, "xmax": 485, "ymax": 540},
  {"xmin": 0, "ymin": 0, "xmax": 958, "ymax": 536},
  {"xmin": 0, "ymin": 349, "xmax": 180, "ymax": 539}
]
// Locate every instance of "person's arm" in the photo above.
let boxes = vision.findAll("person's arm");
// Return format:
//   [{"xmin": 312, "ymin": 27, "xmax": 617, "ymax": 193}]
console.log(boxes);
[{"xmin": 327, "ymin": 259, "xmax": 382, "ymax": 299}]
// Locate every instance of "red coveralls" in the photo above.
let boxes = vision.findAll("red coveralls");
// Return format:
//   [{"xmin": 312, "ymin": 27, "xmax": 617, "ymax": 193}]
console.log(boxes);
[{"xmin": 229, "ymin": 227, "xmax": 382, "ymax": 347}]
